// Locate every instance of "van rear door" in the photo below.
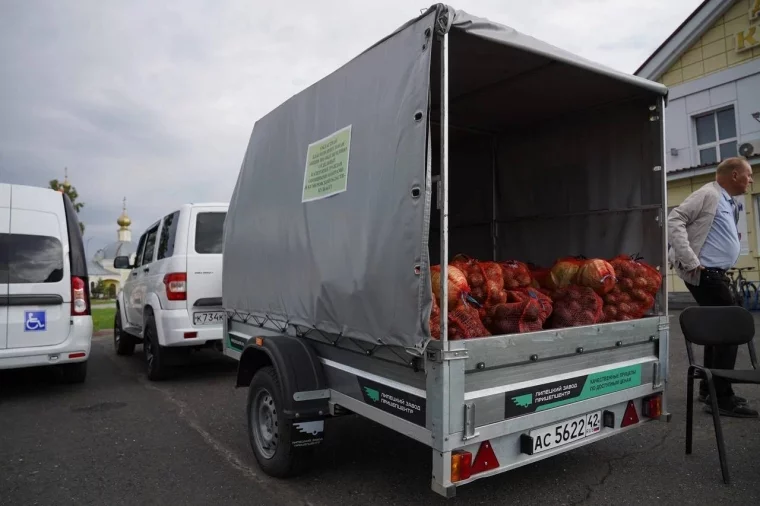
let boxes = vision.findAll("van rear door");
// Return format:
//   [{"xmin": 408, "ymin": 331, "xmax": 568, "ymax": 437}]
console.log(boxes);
[
  {"xmin": 0, "ymin": 185, "xmax": 10, "ymax": 349},
  {"xmin": 5, "ymin": 185, "xmax": 71, "ymax": 349},
  {"xmin": 186, "ymin": 207, "xmax": 226, "ymax": 327}
]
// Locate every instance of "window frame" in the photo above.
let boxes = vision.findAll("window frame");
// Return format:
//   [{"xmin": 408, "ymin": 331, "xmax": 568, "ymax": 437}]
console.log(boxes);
[
  {"xmin": 193, "ymin": 211, "xmax": 226, "ymax": 255},
  {"xmin": 141, "ymin": 225, "xmax": 160, "ymax": 266},
  {"xmin": 693, "ymin": 105, "xmax": 738, "ymax": 166},
  {"xmin": 157, "ymin": 210, "xmax": 180, "ymax": 261}
]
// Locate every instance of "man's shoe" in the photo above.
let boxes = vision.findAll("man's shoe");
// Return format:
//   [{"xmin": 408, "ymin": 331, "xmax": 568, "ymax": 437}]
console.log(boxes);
[
  {"xmin": 698, "ymin": 393, "xmax": 747, "ymax": 405},
  {"xmin": 704, "ymin": 399, "xmax": 758, "ymax": 418}
]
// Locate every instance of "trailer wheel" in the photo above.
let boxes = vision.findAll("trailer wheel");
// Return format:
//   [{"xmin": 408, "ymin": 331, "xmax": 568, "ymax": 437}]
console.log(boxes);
[{"xmin": 247, "ymin": 366, "xmax": 315, "ymax": 477}]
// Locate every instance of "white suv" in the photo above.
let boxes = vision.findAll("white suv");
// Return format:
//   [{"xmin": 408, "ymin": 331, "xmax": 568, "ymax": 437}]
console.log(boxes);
[
  {"xmin": 0, "ymin": 183, "xmax": 92, "ymax": 383},
  {"xmin": 113, "ymin": 203, "xmax": 227, "ymax": 380}
]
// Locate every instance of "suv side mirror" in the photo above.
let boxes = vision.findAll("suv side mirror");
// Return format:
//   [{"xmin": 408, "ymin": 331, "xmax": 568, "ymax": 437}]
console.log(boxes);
[{"xmin": 114, "ymin": 256, "xmax": 132, "ymax": 269}]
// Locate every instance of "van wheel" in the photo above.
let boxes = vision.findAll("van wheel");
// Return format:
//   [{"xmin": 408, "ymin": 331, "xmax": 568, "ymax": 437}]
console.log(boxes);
[
  {"xmin": 143, "ymin": 313, "xmax": 169, "ymax": 381},
  {"xmin": 247, "ymin": 366, "xmax": 316, "ymax": 477},
  {"xmin": 114, "ymin": 307, "xmax": 135, "ymax": 356},
  {"xmin": 61, "ymin": 361, "xmax": 87, "ymax": 384}
]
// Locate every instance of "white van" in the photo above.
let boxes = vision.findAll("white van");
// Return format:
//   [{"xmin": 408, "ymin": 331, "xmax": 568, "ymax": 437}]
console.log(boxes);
[
  {"xmin": 0, "ymin": 183, "xmax": 92, "ymax": 383},
  {"xmin": 113, "ymin": 203, "xmax": 227, "ymax": 380}
]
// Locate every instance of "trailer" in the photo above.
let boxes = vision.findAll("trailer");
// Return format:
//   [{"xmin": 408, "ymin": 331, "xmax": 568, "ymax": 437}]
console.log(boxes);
[{"xmin": 221, "ymin": 4, "xmax": 670, "ymax": 497}]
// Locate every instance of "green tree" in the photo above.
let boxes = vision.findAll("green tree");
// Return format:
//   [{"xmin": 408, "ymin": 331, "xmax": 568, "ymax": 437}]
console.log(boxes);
[
  {"xmin": 49, "ymin": 177, "xmax": 85, "ymax": 234},
  {"xmin": 91, "ymin": 279, "xmax": 106, "ymax": 299}
]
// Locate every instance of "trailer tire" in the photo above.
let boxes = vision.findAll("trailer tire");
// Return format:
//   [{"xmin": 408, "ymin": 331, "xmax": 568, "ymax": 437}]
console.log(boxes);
[{"xmin": 247, "ymin": 366, "xmax": 315, "ymax": 478}]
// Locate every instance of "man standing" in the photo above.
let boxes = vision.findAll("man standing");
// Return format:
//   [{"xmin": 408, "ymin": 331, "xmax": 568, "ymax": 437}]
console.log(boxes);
[{"xmin": 668, "ymin": 156, "xmax": 757, "ymax": 418}]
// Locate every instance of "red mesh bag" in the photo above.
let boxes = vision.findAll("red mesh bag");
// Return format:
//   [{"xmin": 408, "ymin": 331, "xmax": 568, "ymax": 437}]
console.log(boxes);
[
  {"xmin": 481, "ymin": 287, "xmax": 553, "ymax": 335},
  {"xmin": 449, "ymin": 301, "xmax": 491, "ymax": 339},
  {"xmin": 606, "ymin": 254, "xmax": 662, "ymax": 320},
  {"xmin": 430, "ymin": 297, "xmax": 441, "ymax": 340},
  {"xmin": 455, "ymin": 258, "xmax": 507, "ymax": 307},
  {"xmin": 499, "ymin": 260, "xmax": 533, "ymax": 290},
  {"xmin": 549, "ymin": 285, "xmax": 604, "ymax": 328},
  {"xmin": 550, "ymin": 256, "xmax": 586, "ymax": 289},
  {"xmin": 529, "ymin": 265, "xmax": 557, "ymax": 292},
  {"xmin": 431, "ymin": 264, "xmax": 471, "ymax": 309},
  {"xmin": 576, "ymin": 258, "xmax": 617, "ymax": 295}
]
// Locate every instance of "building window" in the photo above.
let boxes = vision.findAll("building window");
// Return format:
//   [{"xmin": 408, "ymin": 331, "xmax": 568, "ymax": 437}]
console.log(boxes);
[{"xmin": 695, "ymin": 106, "xmax": 738, "ymax": 165}]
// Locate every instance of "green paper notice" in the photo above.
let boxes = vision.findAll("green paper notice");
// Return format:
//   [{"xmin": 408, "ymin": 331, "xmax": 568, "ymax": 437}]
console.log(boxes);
[{"xmin": 302, "ymin": 125, "xmax": 352, "ymax": 202}]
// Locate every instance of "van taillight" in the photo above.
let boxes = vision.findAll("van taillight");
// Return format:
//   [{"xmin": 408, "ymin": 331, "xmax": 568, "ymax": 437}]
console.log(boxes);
[
  {"xmin": 71, "ymin": 276, "xmax": 89, "ymax": 315},
  {"xmin": 164, "ymin": 273, "xmax": 187, "ymax": 301}
]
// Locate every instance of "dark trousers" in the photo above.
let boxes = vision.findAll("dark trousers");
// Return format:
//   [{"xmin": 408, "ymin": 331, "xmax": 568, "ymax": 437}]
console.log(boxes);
[{"xmin": 684, "ymin": 269, "xmax": 739, "ymax": 400}]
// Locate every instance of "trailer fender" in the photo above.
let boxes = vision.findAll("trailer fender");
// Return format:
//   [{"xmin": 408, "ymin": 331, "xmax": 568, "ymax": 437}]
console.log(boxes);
[{"xmin": 236, "ymin": 335, "xmax": 328, "ymax": 419}]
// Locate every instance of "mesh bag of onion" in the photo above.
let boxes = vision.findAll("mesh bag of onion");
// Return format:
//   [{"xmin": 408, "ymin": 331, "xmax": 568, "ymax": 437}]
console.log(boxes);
[
  {"xmin": 452, "ymin": 255, "xmax": 508, "ymax": 307},
  {"xmin": 429, "ymin": 296, "xmax": 491, "ymax": 340},
  {"xmin": 499, "ymin": 260, "xmax": 534, "ymax": 290},
  {"xmin": 430, "ymin": 296, "xmax": 441, "ymax": 340},
  {"xmin": 481, "ymin": 287, "xmax": 553, "ymax": 335},
  {"xmin": 549, "ymin": 285, "xmax": 603, "ymax": 328},
  {"xmin": 449, "ymin": 301, "xmax": 491, "ymax": 339},
  {"xmin": 604, "ymin": 255, "xmax": 663, "ymax": 321}
]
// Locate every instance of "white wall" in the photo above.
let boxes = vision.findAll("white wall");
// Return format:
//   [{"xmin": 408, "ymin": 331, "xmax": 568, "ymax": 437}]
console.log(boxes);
[{"xmin": 665, "ymin": 64, "xmax": 760, "ymax": 172}]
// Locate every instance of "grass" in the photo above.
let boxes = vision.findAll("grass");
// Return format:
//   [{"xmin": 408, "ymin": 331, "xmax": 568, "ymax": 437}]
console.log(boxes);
[{"xmin": 92, "ymin": 307, "xmax": 116, "ymax": 332}]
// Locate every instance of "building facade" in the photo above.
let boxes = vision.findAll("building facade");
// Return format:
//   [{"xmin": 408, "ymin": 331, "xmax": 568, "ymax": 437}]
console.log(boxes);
[{"xmin": 637, "ymin": 0, "xmax": 760, "ymax": 295}]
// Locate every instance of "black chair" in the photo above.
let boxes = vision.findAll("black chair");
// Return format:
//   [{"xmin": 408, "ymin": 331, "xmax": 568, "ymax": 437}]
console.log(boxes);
[{"xmin": 679, "ymin": 306, "xmax": 760, "ymax": 484}]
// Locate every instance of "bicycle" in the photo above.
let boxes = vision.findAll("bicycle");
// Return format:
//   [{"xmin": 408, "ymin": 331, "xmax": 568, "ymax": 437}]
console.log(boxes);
[{"xmin": 726, "ymin": 267, "xmax": 758, "ymax": 310}]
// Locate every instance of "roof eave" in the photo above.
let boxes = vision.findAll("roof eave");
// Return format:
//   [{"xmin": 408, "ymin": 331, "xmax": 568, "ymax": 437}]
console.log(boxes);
[{"xmin": 635, "ymin": 0, "xmax": 734, "ymax": 81}]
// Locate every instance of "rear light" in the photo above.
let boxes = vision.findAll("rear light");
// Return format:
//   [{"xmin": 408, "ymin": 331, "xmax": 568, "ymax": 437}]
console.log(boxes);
[
  {"xmin": 451, "ymin": 451, "xmax": 472, "ymax": 482},
  {"xmin": 71, "ymin": 276, "xmax": 89, "ymax": 315},
  {"xmin": 184, "ymin": 332, "xmax": 197, "ymax": 339},
  {"xmin": 620, "ymin": 400, "xmax": 640, "ymax": 427},
  {"xmin": 68, "ymin": 352, "xmax": 86, "ymax": 359},
  {"xmin": 164, "ymin": 273, "xmax": 187, "ymax": 301},
  {"xmin": 642, "ymin": 394, "xmax": 662, "ymax": 419}
]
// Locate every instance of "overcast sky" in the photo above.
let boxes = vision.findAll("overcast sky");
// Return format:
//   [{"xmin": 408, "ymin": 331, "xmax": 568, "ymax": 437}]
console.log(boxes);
[{"xmin": 0, "ymin": 0, "xmax": 700, "ymax": 257}]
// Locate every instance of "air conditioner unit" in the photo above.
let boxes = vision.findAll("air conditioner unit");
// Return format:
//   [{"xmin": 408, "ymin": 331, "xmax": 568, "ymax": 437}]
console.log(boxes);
[{"xmin": 738, "ymin": 139, "xmax": 760, "ymax": 158}]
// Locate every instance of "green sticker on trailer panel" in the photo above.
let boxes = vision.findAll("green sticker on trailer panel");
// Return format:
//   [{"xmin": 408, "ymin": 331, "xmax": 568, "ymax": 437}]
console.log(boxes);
[
  {"xmin": 227, "ymin": 334, "xmax": 248, "ymax": 352},
  {"xmin": 505, "ymin": 364, "xmax": 642, "ymax": 419},
  {"xmin": 357, "ymin": 377, "xmax": 426, "ymax": 427}
]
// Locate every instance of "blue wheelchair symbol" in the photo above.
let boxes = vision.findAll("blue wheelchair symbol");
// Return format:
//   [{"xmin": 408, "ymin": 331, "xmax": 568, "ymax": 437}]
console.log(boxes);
[{"xmin": 24, "ymin": 311, "xmax": 47, "ymax": 332}]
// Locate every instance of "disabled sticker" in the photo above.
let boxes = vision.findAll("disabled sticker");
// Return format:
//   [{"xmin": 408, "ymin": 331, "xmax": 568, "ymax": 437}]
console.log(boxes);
[{"xmin": 24, "ymin": 311, "xmax": 47, "ymax": 332}]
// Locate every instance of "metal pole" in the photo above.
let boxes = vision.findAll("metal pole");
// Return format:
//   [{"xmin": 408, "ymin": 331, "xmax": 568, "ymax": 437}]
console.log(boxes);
[
  {"xmin": 439, "ymin": 31, "xmax": 450, "ymax": 350},
  {"xmin": 659, "ymin": 95, "xmax": 669, "ymax": 315}
]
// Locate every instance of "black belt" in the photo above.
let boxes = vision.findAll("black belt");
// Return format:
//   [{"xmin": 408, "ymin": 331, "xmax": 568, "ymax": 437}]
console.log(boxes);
[{"xmin": 703, "ymin": 267, "xmax": 727, "ymax": 274}]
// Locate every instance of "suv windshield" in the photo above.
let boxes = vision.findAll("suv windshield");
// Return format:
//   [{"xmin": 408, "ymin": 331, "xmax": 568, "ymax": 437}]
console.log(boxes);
[{"xmin": 194, "ymin": 212, "xmax": 226, "ymax": 254}]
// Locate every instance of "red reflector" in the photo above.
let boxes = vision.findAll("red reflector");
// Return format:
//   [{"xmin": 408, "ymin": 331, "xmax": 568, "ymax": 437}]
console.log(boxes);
[
  {"xmin": 470, "ymin": 441, "xmax": 499, "ymax": 475},
  {"xmin": 184, "ymin": 332, "xmax": 197, "ymax": 339},
  {"xmin": 621, "ymin": 400, "xmax": 640, "ymax": 427},
  {"xmin": 451, "ymin": 450, "xmax": 472, "ymax": 482},
  {"xmin": 68, "ymin": 352, "xmax": 86, "ymax": 359},
  {"xmin": 643, "ymin": 395, "xmax": 662, "ymax": 419}
]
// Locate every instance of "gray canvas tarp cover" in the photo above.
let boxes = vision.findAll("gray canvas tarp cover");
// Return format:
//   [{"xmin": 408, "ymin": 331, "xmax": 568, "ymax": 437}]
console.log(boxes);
[{"xmin": 222, "ymin": 4, "xmax": 667, "ymax": 350}]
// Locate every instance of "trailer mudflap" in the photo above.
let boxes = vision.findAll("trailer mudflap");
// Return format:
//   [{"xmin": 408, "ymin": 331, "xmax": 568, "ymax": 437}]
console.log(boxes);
[{"xmin": 236, "ymin": 334, "xmax": 329, "ymax": 419}]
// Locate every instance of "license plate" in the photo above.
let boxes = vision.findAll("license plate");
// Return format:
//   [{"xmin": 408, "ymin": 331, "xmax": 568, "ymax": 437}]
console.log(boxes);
[
  {"xmin": 193, "ymin": 311, "xmax": 224, "ymax": 325},
  {"xmin": 527, "ymin": 411, "xmax": 601, "ymax": 454}
]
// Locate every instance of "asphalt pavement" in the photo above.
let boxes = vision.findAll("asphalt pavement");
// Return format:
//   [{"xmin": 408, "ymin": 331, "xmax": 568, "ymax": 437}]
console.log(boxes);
[{"xmin": 1, "ymin": 312, "xmax": 759, "ymax": 506}]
